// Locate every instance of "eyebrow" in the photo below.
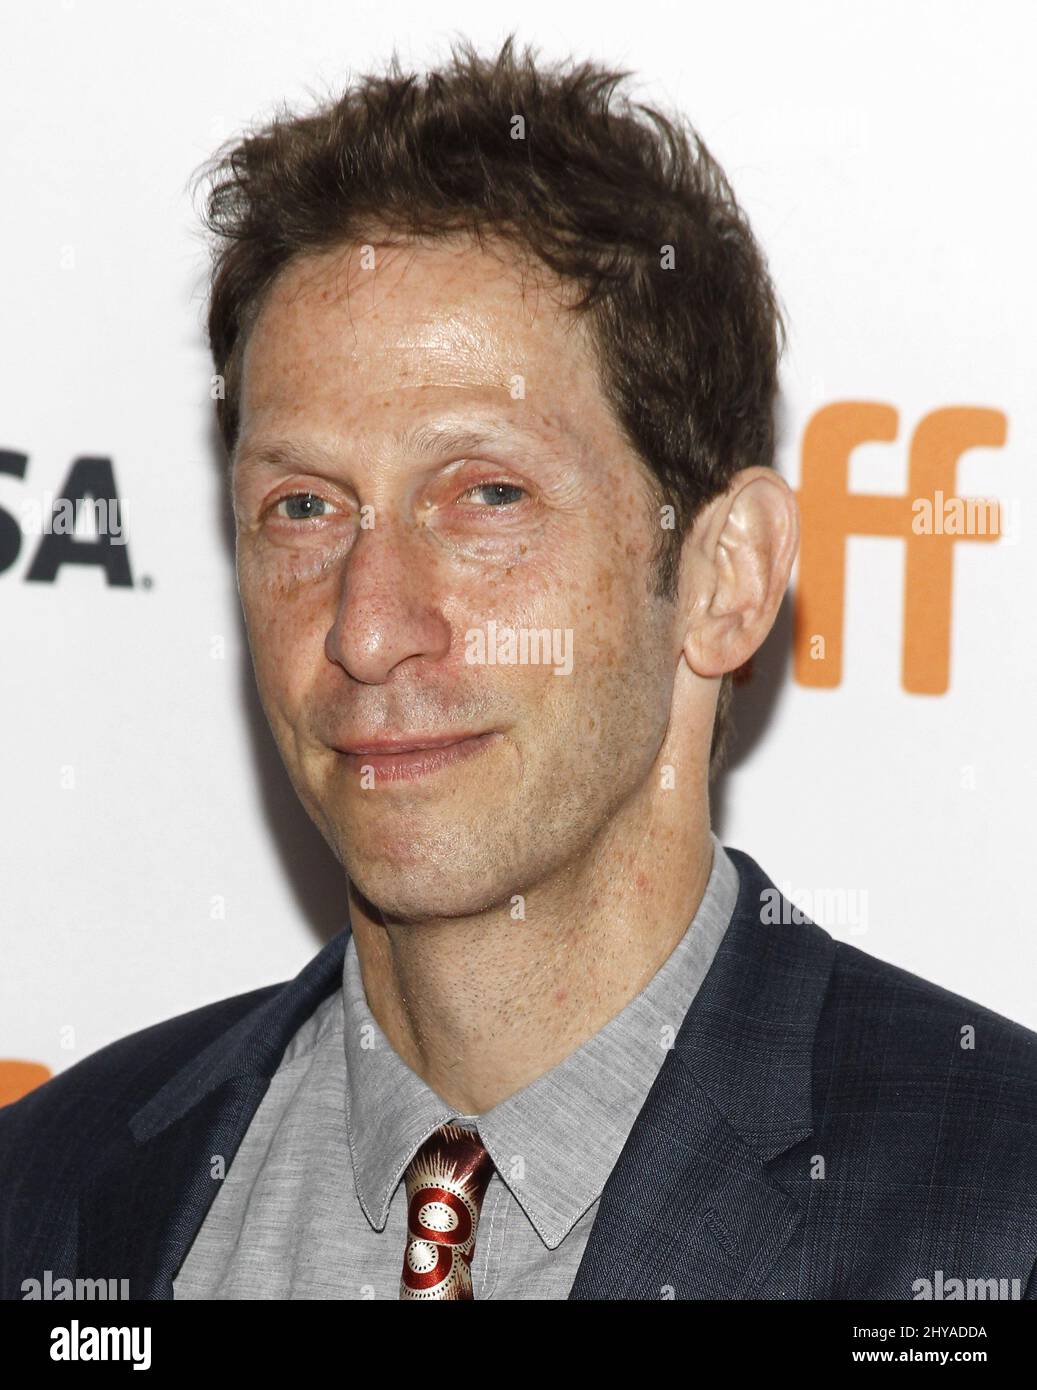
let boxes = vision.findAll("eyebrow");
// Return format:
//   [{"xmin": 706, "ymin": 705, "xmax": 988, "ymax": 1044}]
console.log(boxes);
[{"xmin": 233, "ymin": 419, "xmax": 535, "ymax": 474}]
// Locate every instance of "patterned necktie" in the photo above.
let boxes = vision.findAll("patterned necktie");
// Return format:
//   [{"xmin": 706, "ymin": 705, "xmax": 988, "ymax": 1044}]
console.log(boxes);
[{"xmin": 399, "ymin": 1122, "xmax": 495, "ymax": 1300}]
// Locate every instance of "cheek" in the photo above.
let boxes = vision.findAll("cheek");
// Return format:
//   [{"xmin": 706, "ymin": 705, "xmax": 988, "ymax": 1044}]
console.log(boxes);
[
  {"xmin": 468, "ymin": 542, "xmax": 654, "ymax": 703},
  {"xmin": 572, "ymin": 550, "xmax": 648, "ymax": 662},
  {"xmin": 238, "ymin": 562, "xmax": 332, "ymax": 716},
  {"xmin": 237, "ymin": 529, "xmax": 355, "ymax": 592},
  {"xmin": 569, "ymin": 559, "xmax": 674, "ymax": 733},
  {"xmin": 518, "ymin": 559, "xmax": 667, "ymax": 726}
]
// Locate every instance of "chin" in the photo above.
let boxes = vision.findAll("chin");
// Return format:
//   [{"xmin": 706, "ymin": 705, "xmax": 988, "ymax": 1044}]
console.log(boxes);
[{"xmin": 344, "ymin": 852, "xmax": 515, "ymax": 925}]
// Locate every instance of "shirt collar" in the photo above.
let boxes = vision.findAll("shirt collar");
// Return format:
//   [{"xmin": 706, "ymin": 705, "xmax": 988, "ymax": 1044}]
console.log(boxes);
[{"xmin": 342, "ymin": 832, "xmax": 739, "ymax": 1247}]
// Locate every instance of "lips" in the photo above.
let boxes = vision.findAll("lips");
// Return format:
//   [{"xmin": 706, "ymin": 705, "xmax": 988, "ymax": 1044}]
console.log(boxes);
[
  {"xmin": 337, "ymin": 731, "xmax": 486, "ymax": 755},
  {"xmin": 335, "ymin": 730, "xmax": 500, "ymax": 784}
]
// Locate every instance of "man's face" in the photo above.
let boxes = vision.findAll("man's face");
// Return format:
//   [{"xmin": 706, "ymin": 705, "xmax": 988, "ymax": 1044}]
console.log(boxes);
[{"xmin": 232, "ymin": 236, "xmax": 682, "ymax": 921}]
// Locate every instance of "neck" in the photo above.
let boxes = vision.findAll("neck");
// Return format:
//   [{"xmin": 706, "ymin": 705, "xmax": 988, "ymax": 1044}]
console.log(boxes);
[{"xmin": 347, "ymin": 774, "xmax": 713, "ymax": 1115}]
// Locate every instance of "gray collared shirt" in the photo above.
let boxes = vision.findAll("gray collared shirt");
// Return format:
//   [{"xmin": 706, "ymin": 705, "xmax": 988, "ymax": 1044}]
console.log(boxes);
[{"xmin": 173, "ymin": 833, "xmax": 739, "ymax": 1299}]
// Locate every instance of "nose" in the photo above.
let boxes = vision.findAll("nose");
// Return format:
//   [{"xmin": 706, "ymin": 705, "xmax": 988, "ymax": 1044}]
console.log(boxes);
[{"xmin": 324, "ymin": 518, "xmax": 452, "ymax": 683}]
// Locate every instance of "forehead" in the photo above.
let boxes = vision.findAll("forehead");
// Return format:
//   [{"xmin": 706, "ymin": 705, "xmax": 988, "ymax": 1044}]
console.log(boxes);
[{"xmin": 236, "ymin": 235, "xmax": 612, "ymax": 444}]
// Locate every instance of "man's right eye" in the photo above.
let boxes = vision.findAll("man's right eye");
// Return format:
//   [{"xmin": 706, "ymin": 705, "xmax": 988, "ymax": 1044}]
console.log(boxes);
[{"xmin": 272, "ymin": 493, "xmax": 332, "ymax": 520}]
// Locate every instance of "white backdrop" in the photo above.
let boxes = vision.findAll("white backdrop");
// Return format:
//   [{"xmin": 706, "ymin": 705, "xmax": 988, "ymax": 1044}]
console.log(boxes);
[{"xmin": 3, "ymin": 0, "xmax": 1035, "ymax": 1100}]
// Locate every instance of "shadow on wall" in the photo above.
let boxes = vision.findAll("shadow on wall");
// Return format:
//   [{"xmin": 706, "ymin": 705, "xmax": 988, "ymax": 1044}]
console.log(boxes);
[{"xmin": 710, "ymin": 585, "xmax": 796, "ymax": 842}]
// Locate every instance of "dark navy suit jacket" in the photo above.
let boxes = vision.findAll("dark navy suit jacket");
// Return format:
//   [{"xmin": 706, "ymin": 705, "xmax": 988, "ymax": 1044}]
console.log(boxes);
[{"xmin": 3, "ymin": 846, "xmax": 1036, "ymax": 1300}]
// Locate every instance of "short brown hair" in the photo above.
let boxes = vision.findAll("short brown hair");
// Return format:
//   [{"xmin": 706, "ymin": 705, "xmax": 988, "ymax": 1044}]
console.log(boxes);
[{"xmin": 193, "ymin": 34, "xmax": 786, "ymax": 779}]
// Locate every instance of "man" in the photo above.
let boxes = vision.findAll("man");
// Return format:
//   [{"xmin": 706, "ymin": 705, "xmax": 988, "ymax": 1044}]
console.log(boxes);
[{"xmin": 3, "ymin": 36, "xmax": 1036, "ymax": 1302}]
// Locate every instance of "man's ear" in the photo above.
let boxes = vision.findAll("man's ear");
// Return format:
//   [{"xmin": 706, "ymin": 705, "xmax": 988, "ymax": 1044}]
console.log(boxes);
[{"xmin": 680, "ymin": 467, "xmax": 799, "ymax": 679}]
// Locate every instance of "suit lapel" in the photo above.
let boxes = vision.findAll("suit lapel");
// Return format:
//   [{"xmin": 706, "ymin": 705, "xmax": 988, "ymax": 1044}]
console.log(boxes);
[
  {"xmin": 77, "ymin": 928, "xmax": 351, "ymax": 1299},
  {"xmin": 569, "ymin": 847, "xmax": 837, "ymax": 1299}
]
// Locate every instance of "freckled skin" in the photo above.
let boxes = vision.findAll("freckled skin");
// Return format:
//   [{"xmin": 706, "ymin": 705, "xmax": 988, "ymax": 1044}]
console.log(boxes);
[{"xmin": 231, "ymin": 235, "xmax": 797, "ymax": 1111}]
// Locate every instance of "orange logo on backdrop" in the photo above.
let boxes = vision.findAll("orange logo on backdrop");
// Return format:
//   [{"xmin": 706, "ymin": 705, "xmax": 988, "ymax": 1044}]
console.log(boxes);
[
  {"xmin": 794, "ymin": 404, "xmax": 1005, "ymax": 692},
  {"xmin": 0, "ymin": 1060, "xmax": 52, "ymax": 1106}
]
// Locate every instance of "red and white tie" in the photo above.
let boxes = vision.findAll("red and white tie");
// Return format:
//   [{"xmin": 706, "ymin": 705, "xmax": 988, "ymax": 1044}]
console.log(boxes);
[{"xmin": 399, "ymin": 1122, "xmax": 495, "ymax": 1300}]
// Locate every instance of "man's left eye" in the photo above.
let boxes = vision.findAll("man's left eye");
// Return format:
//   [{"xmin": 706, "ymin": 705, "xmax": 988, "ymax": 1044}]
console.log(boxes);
[
  {"xmin": 458, "ymin": 482, "xmax": 528, "ymax": 507},
  {"xmin": 274, "ymin": 493, "xmax": 331, "ymax": 520}
]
